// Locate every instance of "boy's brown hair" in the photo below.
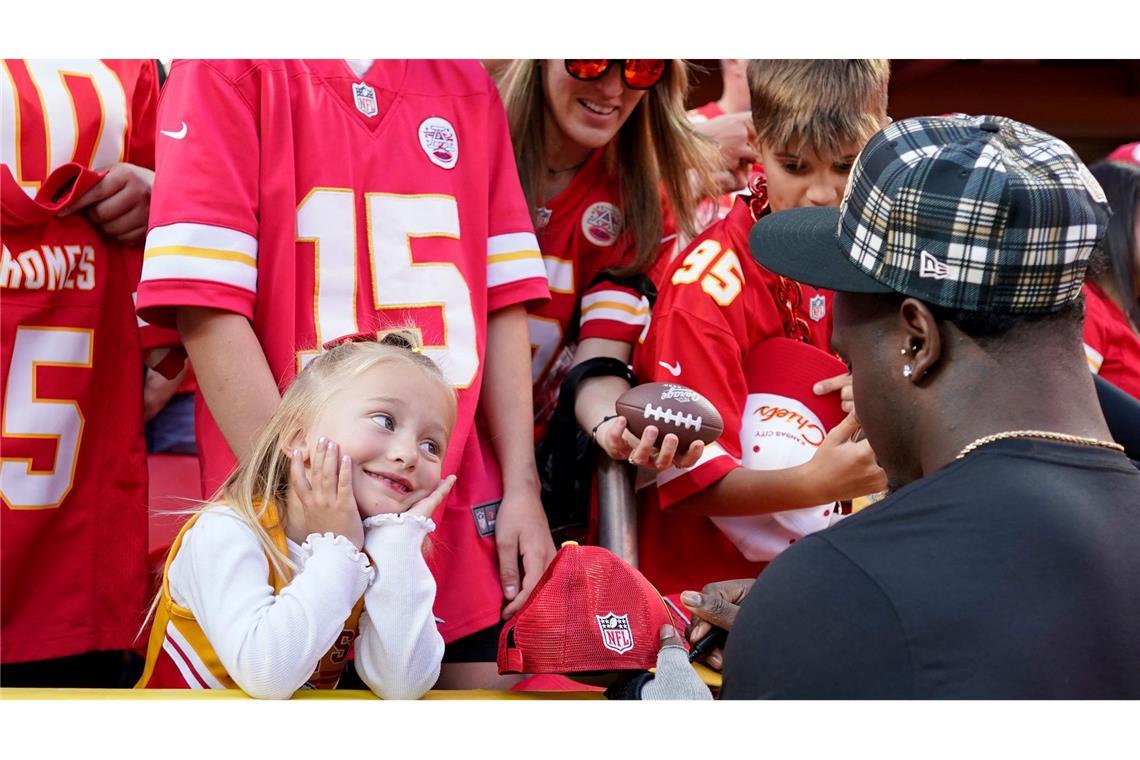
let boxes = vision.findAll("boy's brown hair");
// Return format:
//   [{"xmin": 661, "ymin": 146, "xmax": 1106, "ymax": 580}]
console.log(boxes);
[{"xmin": 748, "ymin": 60, "xmax": 890, "ymax": 158}]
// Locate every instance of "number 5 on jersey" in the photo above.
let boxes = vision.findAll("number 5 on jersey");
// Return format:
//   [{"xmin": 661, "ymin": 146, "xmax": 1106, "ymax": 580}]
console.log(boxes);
[
  {"xmin": 671, "ymin": 239, "xmax": 744, "ymax": 307},
  {"xmin": 1, "ymin": 326, "xmax": 92, "ymax": 509}
]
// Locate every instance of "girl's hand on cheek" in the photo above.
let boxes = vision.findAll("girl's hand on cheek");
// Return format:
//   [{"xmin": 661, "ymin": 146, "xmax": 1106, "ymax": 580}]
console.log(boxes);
[
  {"xmin": 289, "ymin": 437, "xmax": 365, "ymax": 550},
  {"xmin": 404, "ymin": 475, "xmax": 457, "ymax": 520}
]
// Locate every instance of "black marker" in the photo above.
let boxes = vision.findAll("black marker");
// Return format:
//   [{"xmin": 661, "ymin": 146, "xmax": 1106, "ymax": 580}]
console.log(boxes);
[{"xmin": 688, "ymin": 627, "xmax": 727, "ymax": 663}]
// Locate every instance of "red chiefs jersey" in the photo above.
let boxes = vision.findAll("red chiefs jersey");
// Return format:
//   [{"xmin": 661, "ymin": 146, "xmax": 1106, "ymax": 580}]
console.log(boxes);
[
  {"xmin": 1, "ymin": 59, "xmax": 156, "ymax": 664},
  {"xmin": 136, "ymin": 60, "xmax": 550, "ymax": 642},
  {"xmin": 1083, "ymin": 281, "xmax": 1140, "ymax": 399},
  {"xmin": 631, "ymin": 197, "xmax": 834, "ymax": 595},
  {"xmin": 528, "ymin": 149, "xmax": 652, "ymax": 431}
]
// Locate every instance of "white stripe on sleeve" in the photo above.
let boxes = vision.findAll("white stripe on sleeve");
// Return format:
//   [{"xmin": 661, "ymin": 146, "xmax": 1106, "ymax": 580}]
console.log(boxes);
[
  {"xmin": 486, "ymin": 233, "xmax": 545, "ymax": 288},
  {"xmin": 656, "ymin": 441, "xmax": 736, "ymax": 486},
  {"xmin": 146, "ymin": 222, "xmax": 258, "ymax": 260}
]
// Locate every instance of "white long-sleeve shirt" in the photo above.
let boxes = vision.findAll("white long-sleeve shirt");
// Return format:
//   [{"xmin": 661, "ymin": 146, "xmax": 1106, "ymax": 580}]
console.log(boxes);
[{"xmin": 167, "ymin": 506, "xmax": 444, "ymax": 699}]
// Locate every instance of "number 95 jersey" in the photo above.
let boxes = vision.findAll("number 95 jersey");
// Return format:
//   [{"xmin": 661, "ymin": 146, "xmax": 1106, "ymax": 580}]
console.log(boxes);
[{"xmin": 136, "ymin": 60, "xmax": 550, "ymax": 642}]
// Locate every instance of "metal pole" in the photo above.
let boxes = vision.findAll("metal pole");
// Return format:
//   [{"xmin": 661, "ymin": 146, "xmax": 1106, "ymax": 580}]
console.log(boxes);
[{"xmin": 596, "ymin": 452, "xmax": 638, "ymax": 567}]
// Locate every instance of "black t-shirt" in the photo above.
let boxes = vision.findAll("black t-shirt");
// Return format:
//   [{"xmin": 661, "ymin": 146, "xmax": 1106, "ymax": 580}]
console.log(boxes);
[{"xmin": 721, "ymin": 439, "xmax": 1140, "ymax": 699}]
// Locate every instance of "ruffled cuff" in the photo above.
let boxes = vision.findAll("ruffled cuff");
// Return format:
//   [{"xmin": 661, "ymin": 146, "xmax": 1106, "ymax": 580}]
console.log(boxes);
[
  {"xmin": 362, "ymin": 513, "xmax": 436, "ymax": 533},
  {"xmin": 301, "ymin": 532, "xmax": 375, "ymax": 585},
  {"xmin": 362, "ymin": 514, "xmax": 435, "ymax": 575}
]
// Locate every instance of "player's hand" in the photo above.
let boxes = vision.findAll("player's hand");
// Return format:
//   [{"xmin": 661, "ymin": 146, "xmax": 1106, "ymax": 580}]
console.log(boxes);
[
  {"xmin": 807, "ymin": 413, "xmax": 887, "ymax": 502},
  {"xmin": 680, "ymin": 578, "xmax": 755, "ymax": 671},
  {"xmin": 290, "ymin": 437, "xmax": 365, "ymax": 550},
  {"xmin": 59, "ymin": 162, "xmax": 155, "ymax": 245},
  {"xmin": 692, "ymin": 112, "xmax": 758, "ymax": 192},
  {"xmin": 404, "ymin": 474, "xmax": 456, "ymax": 521},
  {"xmin": 813, "ymin": 371, "xmax": 855, "ymax": 414},
  {"xmin": 596, "ymin": 415, "xmax": 705, "ymax": 471},
  {"xmin": 496, "ymin": 487, "xmax": 556, "ymax": 619}
]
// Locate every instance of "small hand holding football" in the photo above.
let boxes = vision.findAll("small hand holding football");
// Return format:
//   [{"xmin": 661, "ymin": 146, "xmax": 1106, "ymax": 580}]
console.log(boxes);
[{"xmin": 615, "ymin": 382, "xmax": 724, "ymax": 451}]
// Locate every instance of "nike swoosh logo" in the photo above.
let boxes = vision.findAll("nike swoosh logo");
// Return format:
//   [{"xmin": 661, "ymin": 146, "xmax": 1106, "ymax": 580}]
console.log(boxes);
[
  {"xmin": 160, "ymin": 122, "xmax": 187, "ymax": 140},
  {"xmin": 659, "ymin": 360, "xmax": 682, "ymax": 377}
]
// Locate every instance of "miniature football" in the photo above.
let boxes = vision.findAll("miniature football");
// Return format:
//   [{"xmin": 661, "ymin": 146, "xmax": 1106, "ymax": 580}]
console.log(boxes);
[{"xmin": 615, "ymin": 382, "xmax": 724, "ymax": 450}]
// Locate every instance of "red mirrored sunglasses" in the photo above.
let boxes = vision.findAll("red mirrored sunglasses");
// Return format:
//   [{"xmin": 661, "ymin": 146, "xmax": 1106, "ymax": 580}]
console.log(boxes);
[{"xmin": 564, "ymin": 60, "xmax": 669, "ymax": 90}]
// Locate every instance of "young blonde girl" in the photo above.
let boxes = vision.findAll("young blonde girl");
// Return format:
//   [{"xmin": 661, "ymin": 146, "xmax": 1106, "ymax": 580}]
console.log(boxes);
[{"xmin": 136, "ymin": 332, "xmax": 457, "ymax": 699}]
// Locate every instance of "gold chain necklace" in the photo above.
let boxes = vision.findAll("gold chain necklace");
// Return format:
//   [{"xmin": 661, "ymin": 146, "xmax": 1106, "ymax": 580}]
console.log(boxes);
[{"xmin": 955, "ymin": 430, "xmax": 1124, "ymax": 460}]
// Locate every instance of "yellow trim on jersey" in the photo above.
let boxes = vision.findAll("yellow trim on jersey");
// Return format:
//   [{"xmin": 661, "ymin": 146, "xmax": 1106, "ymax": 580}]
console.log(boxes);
[
  {"xmin": 143, "ymin": 245, "xmax": 257, "ymax": 268},
  {"xmin": 580, "ymin": 300, "xmax": 649, "ymax": 317},
  {"xmin": 487, "ymin": 249, "xmax": 542, "ymax": 265}
]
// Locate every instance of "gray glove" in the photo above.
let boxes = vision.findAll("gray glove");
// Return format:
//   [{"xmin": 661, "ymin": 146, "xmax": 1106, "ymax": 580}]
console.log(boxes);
[{"xmin": 639, "ymin": 626, "xmax": 714, "ymax": 700}]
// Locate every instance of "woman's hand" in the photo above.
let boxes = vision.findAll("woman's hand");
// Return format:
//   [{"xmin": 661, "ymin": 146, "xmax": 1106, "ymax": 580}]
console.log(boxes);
[
  {"xmin": 289, "ymin": 437, "xmax": 365, "ymax": 550},
  {"xmin": 692, "ymin": 112, "xmax": 759, "ymax": 193},
  {"xmin": 595, "ymin": 415, "xmax": 705, "ymax": 471}
]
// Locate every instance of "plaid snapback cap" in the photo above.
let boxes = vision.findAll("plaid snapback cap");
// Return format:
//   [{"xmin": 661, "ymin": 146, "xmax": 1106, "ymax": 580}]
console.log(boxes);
[{"xmin": 750, "ymin": 114, "xmax": 1111, "ymax": 314}]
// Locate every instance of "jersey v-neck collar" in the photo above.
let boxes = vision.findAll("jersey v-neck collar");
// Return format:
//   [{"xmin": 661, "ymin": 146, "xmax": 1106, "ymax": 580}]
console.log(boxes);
[{"xmin": 309, "ymin": 59, "xmax": 409, "ymax": 138}]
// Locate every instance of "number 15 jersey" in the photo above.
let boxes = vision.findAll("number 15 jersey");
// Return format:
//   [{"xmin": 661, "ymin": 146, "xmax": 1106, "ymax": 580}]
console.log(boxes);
[{"xmin": 136, "ymin": 60, "xmax": 551, "ymax": 642}]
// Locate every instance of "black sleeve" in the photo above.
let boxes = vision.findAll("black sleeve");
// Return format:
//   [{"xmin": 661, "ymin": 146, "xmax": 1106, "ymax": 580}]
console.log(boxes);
[
  {"xmin": 1093, "ymin": 374, "xmax": 1140, "ymax": 462},
  {"xmin": 720, "ymin": 536, "xmax": 915, "ymax": 699}
]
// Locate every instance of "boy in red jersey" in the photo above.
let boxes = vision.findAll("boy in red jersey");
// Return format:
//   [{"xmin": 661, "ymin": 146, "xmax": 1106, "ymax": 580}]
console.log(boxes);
[
  {"xmin": 627, "ymin": 60, "xmax": 892, "ymax": 598},
  {"xmin": 2, "ymin": 59, "xmax": 160, "ymax": 686},
  {"xmin": 136, "ymin": 60, "xmax": 554, "ymax": 687}
]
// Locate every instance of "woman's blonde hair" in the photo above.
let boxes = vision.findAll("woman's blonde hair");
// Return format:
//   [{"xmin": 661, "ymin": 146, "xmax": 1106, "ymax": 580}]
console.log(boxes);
[
  {"xmin": 140, "ymin": 330, "xmax": 455, "ymax": 636},
  {"xmin": 499, "ymin": 59, "xmax": 721, "ymax": 276}
]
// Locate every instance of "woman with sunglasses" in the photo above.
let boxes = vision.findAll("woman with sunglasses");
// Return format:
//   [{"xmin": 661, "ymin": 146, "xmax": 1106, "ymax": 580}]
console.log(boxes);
[{"xmin": 499, "ymin": 59, "xmax": 720, "ymax": 474}]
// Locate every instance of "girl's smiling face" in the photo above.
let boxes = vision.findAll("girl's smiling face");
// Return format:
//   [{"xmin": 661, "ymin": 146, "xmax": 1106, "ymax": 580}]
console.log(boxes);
[{"xmin": 304, "ymin": 361, "xmax": 454, "ymax": 516}]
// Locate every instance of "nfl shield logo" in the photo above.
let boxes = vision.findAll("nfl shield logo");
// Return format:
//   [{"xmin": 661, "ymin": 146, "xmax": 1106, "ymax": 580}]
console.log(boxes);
[
  {"xmin": 809, "ymin": 294, "xmax": 826, "ymax": 322},
  {"xmin": 536, "ymin": 207, "xmax": 553, "ymax": 231},
  {"xmin": 596, "ymin": 613, "xmax": 634, "ymax": 654},
  {"xmin": 353, "ymin": 82, "xmax": 378, "ymax": 118}
]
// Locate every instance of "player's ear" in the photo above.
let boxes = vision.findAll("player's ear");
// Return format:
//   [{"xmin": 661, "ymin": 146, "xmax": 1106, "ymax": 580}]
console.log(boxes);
[{"xmin": 898, "ymin": 297, "xmax": 940, "ymax": 384}]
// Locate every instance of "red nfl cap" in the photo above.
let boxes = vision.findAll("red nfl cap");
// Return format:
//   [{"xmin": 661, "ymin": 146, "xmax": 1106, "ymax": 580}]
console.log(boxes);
[
  {"xmin": 1107, "ymin": 142, "xmax": 1140, "ymax": 166},
  {"xmin": 498, "ymin": 543, "xmax": 673, "ymax": 675}
]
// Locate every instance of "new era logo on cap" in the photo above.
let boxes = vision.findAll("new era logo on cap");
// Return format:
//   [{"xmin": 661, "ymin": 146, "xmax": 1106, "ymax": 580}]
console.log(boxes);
[{"xmin": 919, "ymin": 250, "xmax": 950, "ymax": 280}]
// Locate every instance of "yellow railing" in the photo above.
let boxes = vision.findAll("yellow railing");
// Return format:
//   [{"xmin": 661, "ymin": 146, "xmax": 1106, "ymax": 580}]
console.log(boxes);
[{"xmin": 0, "ymin": 688, "xmax": 604, "ymax": 700}]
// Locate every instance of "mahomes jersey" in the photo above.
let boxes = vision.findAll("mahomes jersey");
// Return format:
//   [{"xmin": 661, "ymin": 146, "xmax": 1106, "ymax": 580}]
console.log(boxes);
[
  {"xmin": 1, "ymin": 59, "xmax": 156, "ymax": 663},
  {"xmin": 528, "ymin": 149, "xmax": 652, "ymax": 431},
  {"xmin": 631, "ymin": 197, "xmax": 834, "ymax": 595},
  {"xmin": 136, "ymin": 60, "xmax": 550, "ymax": 642}
]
